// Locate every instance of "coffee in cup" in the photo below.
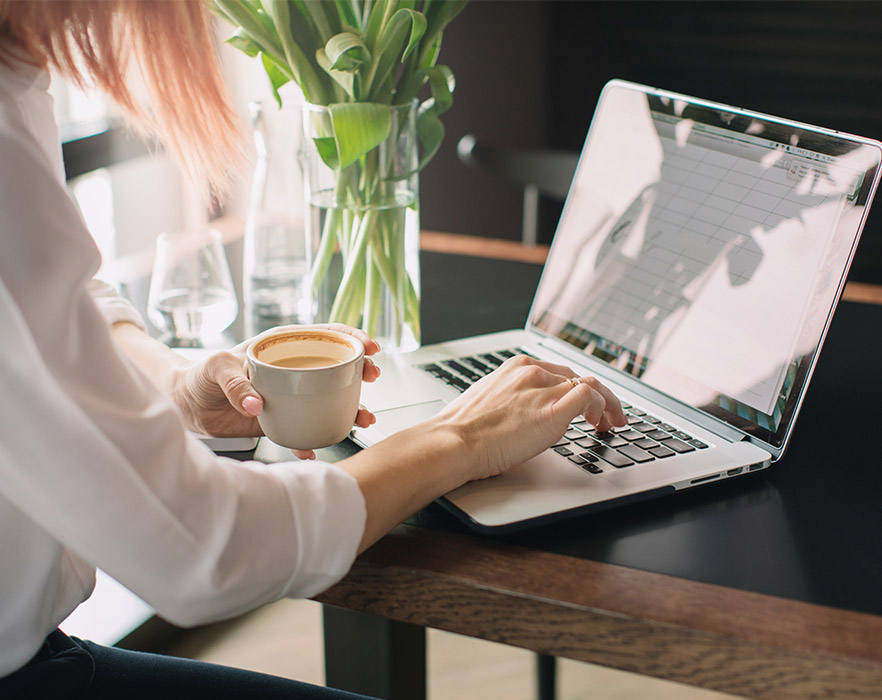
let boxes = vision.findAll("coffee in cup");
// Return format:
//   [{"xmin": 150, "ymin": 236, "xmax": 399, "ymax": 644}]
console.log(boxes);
[{"xmin": 246, "ymin": 329, "xmax": 365, "ymax": 450}]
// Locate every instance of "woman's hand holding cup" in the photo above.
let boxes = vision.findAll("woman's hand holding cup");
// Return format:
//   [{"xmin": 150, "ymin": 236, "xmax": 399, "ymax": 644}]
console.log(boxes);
[
  {"xmin": 245, "ymin": 326, "xmax": 380, "ymax": 456},
  {"xmin": 171, "ymin": 324, "xmax": 381, "ymax": 458}
]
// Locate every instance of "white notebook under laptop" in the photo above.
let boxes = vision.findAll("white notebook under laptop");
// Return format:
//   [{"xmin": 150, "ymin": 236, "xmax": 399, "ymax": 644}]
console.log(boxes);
[{"xmin": 352, "ymin": 79, "xmax": 882, "ymax": 533}]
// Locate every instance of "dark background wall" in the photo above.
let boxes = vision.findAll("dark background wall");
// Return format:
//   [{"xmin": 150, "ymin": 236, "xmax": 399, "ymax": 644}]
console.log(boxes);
[{"xmin": 420, "ymin": 0, "xmax": 882, "ymax": 284}]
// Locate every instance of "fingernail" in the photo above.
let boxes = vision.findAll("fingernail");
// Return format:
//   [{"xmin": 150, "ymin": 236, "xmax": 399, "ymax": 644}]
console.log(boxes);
[{"xmin": 242, "ymin": 395, "xmax": 262, "ymax": 416}]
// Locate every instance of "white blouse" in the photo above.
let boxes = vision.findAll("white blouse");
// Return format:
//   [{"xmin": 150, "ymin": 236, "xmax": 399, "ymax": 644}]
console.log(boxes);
[{"xmin": 0, "ymin": 57, "xmax": 366, "ymax": 677}]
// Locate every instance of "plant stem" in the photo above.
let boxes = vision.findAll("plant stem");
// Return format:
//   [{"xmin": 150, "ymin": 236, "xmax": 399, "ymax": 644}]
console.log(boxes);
[{"xmin": 328, "ymin": 208, "xmax": 376, "ymax": 321}]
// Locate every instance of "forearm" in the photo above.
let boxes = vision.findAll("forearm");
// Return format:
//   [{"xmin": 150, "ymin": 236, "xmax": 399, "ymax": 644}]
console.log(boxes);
[
  {"xmin": 110, "ymin": 321, "xmax": 189, "ymax": 396},
  {"xmin": 338, "ymin": 422, "xmax": 474, "ymax": 553},
  {"xmin": 338, "ymin": 357, "xmax": 628, "ymax": 554}
]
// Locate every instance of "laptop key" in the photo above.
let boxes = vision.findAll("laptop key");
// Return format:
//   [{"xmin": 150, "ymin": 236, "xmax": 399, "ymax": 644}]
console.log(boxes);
[
  {"xmin": 574, "ymin": 438, "xmax": 601, "ymax": 449},
  {"xmin": 671, "ymin": 430, "xmax": 693, "ymax": 441},
  {"xmin": 577, "ymin": 451, "xmax": 599, "ymax": 462},
  {"xmin": 462, "ymin": 356, "xmax": 494, "ymax": 374},
  {"xmin": 616, "ymin": 430, "xmax": 645, "ymax": 441},
  {"xmin": 424, "ymin": 365, "xmax": 473, "ymax": 391},
  {"xmin": 564, "ymin": 429, "xmax": 585, "ymax": 440},
  {"xmin": 422, "ymin": 363, "xmax": 451, "ymax": 379},
  {"xmin": 445, "ymin": 378, "xmax": 470, "ymax": 392},
  {"xmin": 442, "ymin": 360, "xmax": 481, "ymax": 382},
  {"xmin": 589, "ymin": 446, "xmax": 635, "ymax": 468},
  {"xmin": 597, "ymin": 433, "xmax": 628, "ymax": 448},
  {"xmin": 649, "ymin": 445, "xmax": 675, "ymax": 458},
  {"xmin": 635, "ymin": 438, "xmax": 658, "ymax": 450},
  {"xmin": 479, "ymin": 353, "xmax": 504, "ymax": 367},
  {"xmin": 568, "ymin": 454, "xmax": 588, "ymax": 465},
  {"xmin": 688, "ymin": 439, "xmax": 709, "ymax": 449},
  {"xmin": 665, "ymin": 438, "xmax": 696, "ymax": 454},
  {"xmin": 658, "ymin": 423, "xmax": 676, "ymax": 432},
  {"xmin": 553, "ymin": 446, "xmax": 574, "ymax": 456},
  {"xmin": 633, "ymin": 423, "xmax": 658, "ymax": 433},
  {"xmin": 646, "ymin": 429, "xmax": 672, "ymax": 441},
  {"xmin": 425, "ymin": 366, "xmax": 471, "ymax": 392},
  {"xmin": 617, "ymin": 444, "xmax": 655, "ymax": 463},
  {"xmin": 643, "ymin": 415, "xmax": 662, "ymax": 424},
  {"xmin": 582, "ymin": 462, "xmax": 604, "ymax": 474}
]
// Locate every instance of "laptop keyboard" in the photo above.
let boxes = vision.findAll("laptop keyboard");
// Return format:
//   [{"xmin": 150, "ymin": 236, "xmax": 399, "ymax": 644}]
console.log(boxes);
[
  {"xmin": 419, "ymin": 348, "xmax": 528, "ymax": 392},
  {"xmin": 419, "ymin": 348, "xmax": 710, "ymax": 474}
]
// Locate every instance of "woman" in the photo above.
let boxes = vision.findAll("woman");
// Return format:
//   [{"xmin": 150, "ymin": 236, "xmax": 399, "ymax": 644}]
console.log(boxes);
[{"xmin": 0, "ymin": 1, "xmax": 625, "ymax": 697}]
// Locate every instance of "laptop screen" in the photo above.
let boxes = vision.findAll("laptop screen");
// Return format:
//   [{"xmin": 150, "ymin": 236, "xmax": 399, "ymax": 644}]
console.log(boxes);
[{"xmin": 531, "ymin": 81, "xmax": 881, "ymax": 448}]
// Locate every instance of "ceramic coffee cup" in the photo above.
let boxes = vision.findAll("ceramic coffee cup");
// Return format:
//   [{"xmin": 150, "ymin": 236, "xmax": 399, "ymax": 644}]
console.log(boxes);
[{"xmin": 246, "ymin": 329, "xmax": 365, "ymax": 450}]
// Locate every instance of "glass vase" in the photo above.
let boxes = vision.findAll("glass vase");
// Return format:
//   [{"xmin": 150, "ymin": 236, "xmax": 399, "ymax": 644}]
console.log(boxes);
[
  {"xmin": 243, "ymin": 100, "xmax": 313, "ymax": 337},
  {"xmin": 301, "ymin": 101, "xmax": 421, "ymax": 353}
]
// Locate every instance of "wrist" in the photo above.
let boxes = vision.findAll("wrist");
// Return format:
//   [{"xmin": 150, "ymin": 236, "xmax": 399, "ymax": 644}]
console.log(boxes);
[
  {"xmin": 112, "ymin": 322, "xmax": 189, "ymax": 394},
  {"xmin": 422, "ymin": 417, "xmax": 484, "ymax": 490},
  {"xmin": 167, "ymin": 363, "xmax": 192, "ymax": 416},
  {"xmin": 338, "ymin": 419, "xmax": 480, "ymax": 553}
]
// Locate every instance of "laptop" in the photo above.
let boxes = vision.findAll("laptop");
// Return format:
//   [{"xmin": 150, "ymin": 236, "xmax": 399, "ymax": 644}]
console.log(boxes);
[{"xmin": 352, "ymin": 79, "xmax": 882, "ymax": 533}]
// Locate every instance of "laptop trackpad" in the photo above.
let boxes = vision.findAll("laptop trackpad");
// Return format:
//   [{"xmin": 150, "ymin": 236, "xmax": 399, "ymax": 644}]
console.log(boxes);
[{"xmin": 373, "ymin": 400, "xmax": 447, "ymax": 438}]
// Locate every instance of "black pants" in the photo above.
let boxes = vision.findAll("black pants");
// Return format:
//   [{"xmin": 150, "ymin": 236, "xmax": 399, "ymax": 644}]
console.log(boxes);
[{"xmin": 1, "ymin": 629, "xmax": 375, "ymax": 699}]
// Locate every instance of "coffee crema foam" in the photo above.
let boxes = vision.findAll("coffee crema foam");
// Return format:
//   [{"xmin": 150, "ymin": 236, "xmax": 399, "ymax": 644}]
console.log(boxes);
[{"xmin": 268, "ymin": 355, "xmax": 344, "ymax": 369}]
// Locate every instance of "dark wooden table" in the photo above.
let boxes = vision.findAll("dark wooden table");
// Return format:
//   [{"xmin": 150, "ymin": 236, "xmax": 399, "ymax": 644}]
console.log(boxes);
[
  {"xmin": 303, "ymin": 246, "xmax": 882, "ymax": 700},
  {"xmin": 115, "ymin": 228, "xmax": 882, "ymax": 699}
]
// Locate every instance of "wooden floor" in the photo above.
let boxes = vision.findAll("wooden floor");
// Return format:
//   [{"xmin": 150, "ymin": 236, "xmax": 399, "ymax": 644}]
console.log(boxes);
[{"xmin": 165, "ymin": 597, "xmax": 739, "ymax": 700}]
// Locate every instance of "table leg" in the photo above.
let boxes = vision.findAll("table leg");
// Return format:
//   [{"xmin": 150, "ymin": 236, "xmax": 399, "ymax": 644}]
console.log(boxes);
[
  {"xmin": 537, "ymin": 654, "xmax": 557, "ymax": 700},
  {"xmin": 322, "ymin": 605, "xmax": 426, "ymax": 700}
]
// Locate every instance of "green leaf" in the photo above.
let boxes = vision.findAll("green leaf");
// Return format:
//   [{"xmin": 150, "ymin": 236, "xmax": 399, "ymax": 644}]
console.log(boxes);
[
  {"xmin": 335, "ymin": 0, "xmax": 361, "ymax": 29},
  {"xmin": 215, "ymin": 0, "xmax": 285, "ymax": 58},
  {"xmin": 264, "ymin": 0, "xmax": 329, "ymax": 104},
  {"xmin": 393, "ymin": 8, "xmax": 427, "ymax": 62},
  {"xmin": 261, "ymin": 52, "xmax": 292, "ymax": 107},
  {"xmin": 360, "ymin": 0, "xmax": 375, "ymax": 29},
  {"xmin": 329, "ymin": 102, "xmax": 392, "ymax": 170},
  {"xmin": 365, "ymin": 8, "xmax": 427, "ymax": 100},
  {"xmin": 293, "ymin": 0, "xmax": 338, "ymax": 43},
  {"xmin": 286, "ymin": 0, "xmax": 327, "ymax": 57},
  {"xmin": 316, "ymin": 48, "xmax": 357, "ymax": 100},
  {"xmin": 417, "ymin": 0, "xmax": 467, "ymax": 68},
  {"xmin": 366, "ymin": 0, "xmax": 397, "ymax": 49},
  {"xmin": 325, "ymin": 31, "xmax": 371, "ymax": 71},
  {"xmin": 412, "ymin": 64, "xmax": 455, "ymax": 168},
  {"xmin": 226, "ymin": 30, "xmax": 260, "ymax": 58},
  {"xmin": 312, "ymin": 135, "xmax": 340, "ymax": 170},
  {"xmin": 423, "ymin": 0, "xmax": 468, "ymax": 38},
  {"xmin": 425, "ymin": 64, "xmax": 454, "ymax": 114},
  {"xmin": 416, "ymin": 102, "xmax": 445, "ymax": 171}
]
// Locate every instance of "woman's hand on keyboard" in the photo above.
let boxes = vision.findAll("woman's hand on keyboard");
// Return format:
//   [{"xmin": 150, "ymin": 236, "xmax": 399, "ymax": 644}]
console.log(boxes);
[{"xmin": 434, "ymin": 354, "xmax": 627, "ymax": 480}]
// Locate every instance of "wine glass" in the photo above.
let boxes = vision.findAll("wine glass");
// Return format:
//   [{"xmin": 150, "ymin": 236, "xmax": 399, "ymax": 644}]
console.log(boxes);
[{"xmin": 147, "ymin": 229, "xmax": 238, "ymax": 347}]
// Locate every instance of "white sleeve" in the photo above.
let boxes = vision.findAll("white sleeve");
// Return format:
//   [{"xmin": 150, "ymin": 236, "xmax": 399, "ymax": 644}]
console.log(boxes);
[
  {"xmin": 87, "ymin": 279, "xmax": 147, "ymax": 330},
  {"xmin": 0, "ymin": 130, "xmax": 366, "ymax": 627}
]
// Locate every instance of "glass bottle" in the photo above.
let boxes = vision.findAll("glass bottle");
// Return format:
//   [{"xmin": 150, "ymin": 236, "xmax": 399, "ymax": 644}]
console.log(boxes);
[{"xmin": 243, "ymin": 100, "xmax": 313, "ymax": 336}]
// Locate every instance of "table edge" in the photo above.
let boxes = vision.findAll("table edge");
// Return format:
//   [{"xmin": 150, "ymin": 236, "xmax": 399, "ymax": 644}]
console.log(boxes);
[{"xmin": 315, "ymin": 524, "xmax": 882, "ymax": 697}]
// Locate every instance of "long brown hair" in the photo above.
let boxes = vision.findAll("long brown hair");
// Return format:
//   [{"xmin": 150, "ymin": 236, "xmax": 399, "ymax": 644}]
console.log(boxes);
[{"xmin": 0, "ymin": 0, "xmax": 242, "ymax": 199}]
